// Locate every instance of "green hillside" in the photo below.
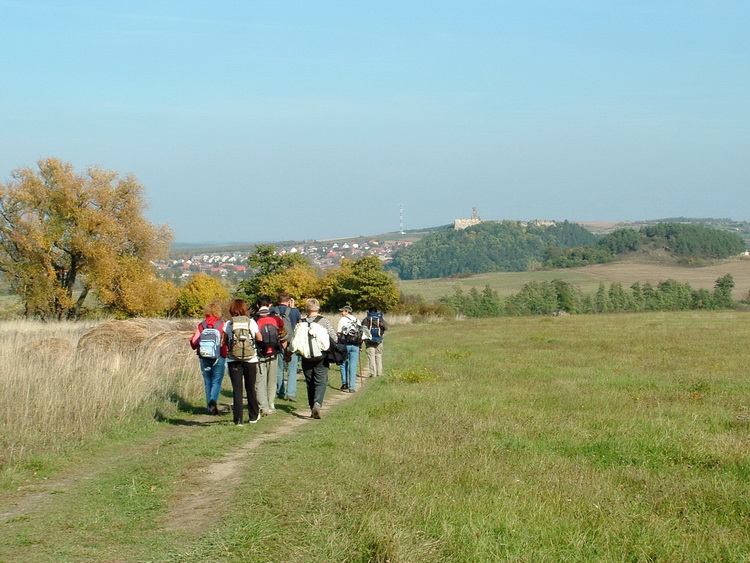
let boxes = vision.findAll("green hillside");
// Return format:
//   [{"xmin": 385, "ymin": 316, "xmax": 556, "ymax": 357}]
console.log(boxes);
[{"xmin": 389, "ymin": 220, "xmax": 596, "ymax": 279}]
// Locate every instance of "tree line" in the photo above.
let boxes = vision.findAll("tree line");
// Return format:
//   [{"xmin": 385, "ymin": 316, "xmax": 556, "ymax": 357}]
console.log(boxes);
[
  {"xmin": 0, "ymin": 159, "xmax": 398, "ymax": 319},
  {"xmin": 440, "ymin": 274, "xmax": 737, "ymax": 317}
]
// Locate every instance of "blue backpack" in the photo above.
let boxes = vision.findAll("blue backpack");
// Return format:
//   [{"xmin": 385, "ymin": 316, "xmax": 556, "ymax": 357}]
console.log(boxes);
[
  {"xmin": 364, "ymin": 313, "xmax": 384, "ymax": 343},
  {"xmin": 198, "ymin": 320, "xmax": 225, "ymax": 359}
]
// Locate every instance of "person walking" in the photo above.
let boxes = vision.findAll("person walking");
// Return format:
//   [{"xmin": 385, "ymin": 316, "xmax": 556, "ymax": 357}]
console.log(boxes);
[
  {"xmin": 362, "ymin": 306, "xmax": 389, "ymax": 377},
  {"xmin": 299, "ymin": 298, "xmax": 337, "ymax": 419},
  {"xmin": 253, "ymin": 295, "xmax": 286, "ymax": 416},
  {"xmin": 189, "ymin": 302, "xmax": 227, "ymax": 415},
  {"xmin": 225, "ymin": 299, "xmax": 261, "ymax": 426},
  {"xmin": 271, "ymin": 291, "xmax": 302, "ymax": 402},
  {"xmin": 337, "ymin": 305, "xmax": 362, "ymax": 393}
]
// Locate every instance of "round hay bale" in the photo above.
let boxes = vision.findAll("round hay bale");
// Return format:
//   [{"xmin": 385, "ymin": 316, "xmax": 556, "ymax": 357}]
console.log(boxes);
[
  {"xmin": 136, "ymin": 330, "xmax": 195, "ymax": 360},
  {"xmin": 172, "ymin": 318, "xmax": 200, "ymax": 332},
  {"xmin": 136, "ymin": 330, "xmax": 197, "ymax": 376},
  {"xmin": 77, "ymin": 318, "xmax": 174, "ymax": 355},
  {"xmin": 26, "ymin": 337, "xmax": 75, "ymax": 361}
]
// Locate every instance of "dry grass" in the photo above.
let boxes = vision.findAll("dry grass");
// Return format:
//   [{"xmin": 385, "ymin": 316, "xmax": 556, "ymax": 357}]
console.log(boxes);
[
  {"xmin": 401, "ymin": 258, "xmax": 750, "ymax": 302},
  {"xmin": 0, "ymin": 318, "xmax": 202, "ymax": 468}
]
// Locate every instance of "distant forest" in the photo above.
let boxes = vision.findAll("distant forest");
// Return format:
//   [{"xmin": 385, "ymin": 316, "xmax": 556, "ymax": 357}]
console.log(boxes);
[
  {"xmin": 388, "ymin": 221, "xmax": 596, "ymax": 280},
  {"xmin": 389, "ymin": 221, "xmax": 748, "ymax": 280},
  {"xmin": 547, "ymin": 222, "xmax": 747, "ymax": 268}
]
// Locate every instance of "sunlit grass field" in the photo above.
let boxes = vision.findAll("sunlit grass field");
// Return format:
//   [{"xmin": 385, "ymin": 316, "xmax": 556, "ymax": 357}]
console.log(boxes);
[
  {"xmin": 2, "ymin": 311, "xmax": 749, "ymax": 561},
  {"xmin": 177, "ymin": 310, "xmax": 750, "ymax": 561}
]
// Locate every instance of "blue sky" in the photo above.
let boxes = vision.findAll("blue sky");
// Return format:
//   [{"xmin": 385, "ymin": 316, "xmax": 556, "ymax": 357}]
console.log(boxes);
[{"xmin": 1, "ymin": 1, "xmax": 748, "ymax": 243}]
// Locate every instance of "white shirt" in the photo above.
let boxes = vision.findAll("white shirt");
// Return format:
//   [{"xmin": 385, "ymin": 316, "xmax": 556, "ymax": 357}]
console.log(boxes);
[{"xmin": 337, "ymin": 314, "xmax": 359, "ymax": 333}]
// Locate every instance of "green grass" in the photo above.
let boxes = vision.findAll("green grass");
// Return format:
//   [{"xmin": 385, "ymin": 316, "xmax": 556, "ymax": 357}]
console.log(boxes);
[{"xmin": 2, "ymin": 312, "xmax": 750, "ymax": 561}]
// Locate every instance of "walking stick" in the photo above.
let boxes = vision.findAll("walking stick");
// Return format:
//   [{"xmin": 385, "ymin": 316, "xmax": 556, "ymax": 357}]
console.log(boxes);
[{"xmin": 357, "ymin": 343, "xmax": 363, "ymax": 388}]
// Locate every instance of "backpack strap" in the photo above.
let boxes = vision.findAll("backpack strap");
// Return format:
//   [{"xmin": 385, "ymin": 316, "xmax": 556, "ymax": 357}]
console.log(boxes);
[{"xmin": 307, "ymin": 319, "xmax": 315, "ymax": 356}]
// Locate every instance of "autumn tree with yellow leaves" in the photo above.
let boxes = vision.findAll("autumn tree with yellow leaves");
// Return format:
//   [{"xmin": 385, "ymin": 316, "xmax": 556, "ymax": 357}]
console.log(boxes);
[{"xmin": 0, "ymin": 158, "xmax": 173, "ymax": 319}]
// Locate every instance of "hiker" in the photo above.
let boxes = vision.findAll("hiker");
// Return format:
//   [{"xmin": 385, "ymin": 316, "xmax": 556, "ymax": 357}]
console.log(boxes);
[
  {"xmin": 337, "ymin": 305, "xmax": 362, "ymax": 393},
  {"xmin": 271, "ymin": 291, "xmax": 302, "ymax": 402},
  {"xmin": 253, "ymin": 295, "xmax": 286, "ymax": 416},
  {"xmin": 226, "ymin": 299, "xmax": 261, "ymax": 426},
  {"xmin": 362, "ymin": 306, "xmax": 389, "ymax": 377},
  {"xmin": 300, "ymin": 298, "xmax": 337, "ymax": 419},
  {"xmin": 189, "ymin": 302, "xmax": 227, "ymax": 415}
]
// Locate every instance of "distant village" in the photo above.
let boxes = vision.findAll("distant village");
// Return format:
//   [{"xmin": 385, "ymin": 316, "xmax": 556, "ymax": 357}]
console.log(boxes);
[
  {"xmin": 152, "ymin": 207, "xmax": 552, "ymax": 283},
  {"xmin": 152, "ymin": 238, "xmax": 415, "ymax": 283}
]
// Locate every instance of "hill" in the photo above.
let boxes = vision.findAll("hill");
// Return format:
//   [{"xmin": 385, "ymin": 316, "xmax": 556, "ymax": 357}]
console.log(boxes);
[
  {"xmin": 580, "ymin": 217, "xmax": 750, "ymax": 247},
  {"xmin": 388, "ymin": 220, "xmax": 596, "ymax": 279}
]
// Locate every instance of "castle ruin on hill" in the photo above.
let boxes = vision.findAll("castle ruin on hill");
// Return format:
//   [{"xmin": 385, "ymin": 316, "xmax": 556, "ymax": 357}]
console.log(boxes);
[{"xmin": 454, "ymin": 207, "xmax": 481, "ymax": 230}]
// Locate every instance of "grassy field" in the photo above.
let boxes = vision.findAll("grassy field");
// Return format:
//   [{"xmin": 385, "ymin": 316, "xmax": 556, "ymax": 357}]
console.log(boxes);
[
  {"xmin": 2, "ymin": 312, "xmax": 749, "ymax": 561},
  {"xmin": 400, "ymin": 258, "xmax": 750, "ymax": 302}
]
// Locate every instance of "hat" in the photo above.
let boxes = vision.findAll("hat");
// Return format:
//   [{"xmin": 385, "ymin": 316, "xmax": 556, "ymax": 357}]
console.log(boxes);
[{"xmin": 339, "ymin": 305, "xmax": 353, "ymax": 313}]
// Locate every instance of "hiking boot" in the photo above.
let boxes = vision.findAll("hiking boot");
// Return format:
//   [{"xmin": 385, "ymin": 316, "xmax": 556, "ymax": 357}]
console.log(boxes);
[
  {"xmin": 348, "ymin": 388, "xmax": 356, "ymax": 393},
  {"xmin": 340, "ymin": 384, "xmax": 348, "ymax": 390},
  {"xmin": 285, "ymin": 396, "xmax": 297, "ymax": 402},
  {"xmin": 208, "ymin": 400, "xmax": 218, "ymax": 415},
  {"xmin": 311, "ymin": 402, "xmax": 322, "ymax": 419}
]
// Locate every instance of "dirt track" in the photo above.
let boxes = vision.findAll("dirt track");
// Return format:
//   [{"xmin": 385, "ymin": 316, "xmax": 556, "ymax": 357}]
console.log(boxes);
[
  {"xmin": 0, "ymin": 382, "xmax": 358, "ymax": 533},
  {"xmin": 163, "ymin": 388, "xmax": 355, "ymax": 533}
]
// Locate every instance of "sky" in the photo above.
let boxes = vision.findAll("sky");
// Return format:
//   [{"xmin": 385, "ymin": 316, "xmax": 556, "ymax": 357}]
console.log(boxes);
[{"xmin": 1, "ymin": 1, "xmax": 749, "ymax": 243}]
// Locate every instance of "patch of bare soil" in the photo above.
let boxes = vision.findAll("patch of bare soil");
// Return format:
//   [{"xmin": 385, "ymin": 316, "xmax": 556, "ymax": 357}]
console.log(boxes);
[{"xmin": 162, "ymin": 386, "xmax": 356, "ymax": 533}]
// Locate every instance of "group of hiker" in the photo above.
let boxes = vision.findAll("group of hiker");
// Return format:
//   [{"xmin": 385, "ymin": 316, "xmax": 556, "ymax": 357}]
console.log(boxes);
[{"xmin": 188, "ymin": 292, "xmax": 388, "ymax": 424}]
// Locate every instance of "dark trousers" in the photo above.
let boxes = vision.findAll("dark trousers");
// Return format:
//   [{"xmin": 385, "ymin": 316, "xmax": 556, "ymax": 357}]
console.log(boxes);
[
  {"xmin": 228, "ymin": 361, "xmax": 259, "ymax": 423},
  {"xmin": 301, "ymin": 357, "xmax": 328, "ymax": 409}
]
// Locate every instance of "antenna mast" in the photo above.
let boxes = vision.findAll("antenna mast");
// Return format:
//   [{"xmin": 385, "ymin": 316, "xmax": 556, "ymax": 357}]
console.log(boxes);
[{"xmin": 399, "ymin": 204, "xmax": 405, "ymax": 234}]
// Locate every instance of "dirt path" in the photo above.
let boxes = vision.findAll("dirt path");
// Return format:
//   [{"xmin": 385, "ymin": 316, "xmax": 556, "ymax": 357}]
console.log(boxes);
[
  {"xmin": 0, "ymin": 422, "xmax": 189, "ymax": 525},
  {"xmin": 163, "ymin": 388, "xmax": 355, "ymax": 533},
  {"xmin": 1, "ymin": 381, "xmax": 360, "ymax": 534}
]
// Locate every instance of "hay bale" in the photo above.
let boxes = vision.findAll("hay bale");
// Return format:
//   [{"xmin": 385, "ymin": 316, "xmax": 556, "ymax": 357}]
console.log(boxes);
[
  {"xmin": 172, "ymin": 319, "xmax": 200, "ymax": 332},
  {"xmin": 77, "ymin": 318, "xmax": 180, "ymax": 355},
  {"xmin": 136, "ymin": 330, "xmax": 195, "ymax": 360},
  {"xmin": 26, "ymin": 337, "xmax": 75, "ymax": 361}
]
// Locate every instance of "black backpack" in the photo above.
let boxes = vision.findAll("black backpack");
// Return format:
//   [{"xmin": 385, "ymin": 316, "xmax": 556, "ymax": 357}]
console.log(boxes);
[
  {"xmin": 256, "ymin": 315, "xmax": 282, "ymax": 358},
  {"xmin": 341, "ymin": 318, "xmax": 364, "ymax": 346}
]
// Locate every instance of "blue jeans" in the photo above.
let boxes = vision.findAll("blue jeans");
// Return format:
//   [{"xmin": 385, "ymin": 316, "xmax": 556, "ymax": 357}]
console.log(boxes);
[
  {"xmin": 199, "ymin": 356, "xmax": 226, "ymax": 410},
  {"xmin": 277, "ymin": 353, "xmax": 299, "ymax": 398},
  {"xmin": 340, "ymin": 344, "xmax": 360, "ymax": 390}
]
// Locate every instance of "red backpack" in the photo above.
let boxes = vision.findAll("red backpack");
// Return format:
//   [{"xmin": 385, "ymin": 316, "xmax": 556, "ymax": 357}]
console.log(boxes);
[{"xmin": 255, "ymin": 315, "xmax": 283, "ymax": 357}]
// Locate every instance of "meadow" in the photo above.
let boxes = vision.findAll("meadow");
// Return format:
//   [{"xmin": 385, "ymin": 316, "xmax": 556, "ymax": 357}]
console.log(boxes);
[
  {"xmin": 1, "ymin": 311, "xmax": 749, "ymax": 561},
  {"xmin": 400, "ymin": 258, "xmax": 750, "ymax": 302}
]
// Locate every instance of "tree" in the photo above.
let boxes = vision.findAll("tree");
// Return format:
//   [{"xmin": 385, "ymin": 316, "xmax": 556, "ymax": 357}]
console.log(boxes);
[
  {"xmin": 235, "ymin": 245, "xmax": 308, "ymax": 304},
  {"xmin": 257, "ymin": 263, "xmax": 321, "ymax": 302},
  {"xmin": 173, "ymin": 273, "xmax": 230, "ymax": 317},
  {"xmin": 319, "ymin": 256, "xmax": 399, "ymax": 312},
  {"xmin": 594, "ymin": 283, "xmax": 610, "ymax": 313},
  {"xmin": 0, "ymin": 158, "xmax": 173, "ymax": 319},
  {"xmin": 713, "ymin": 273, "xmax": 735, "ymax": 308}
]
